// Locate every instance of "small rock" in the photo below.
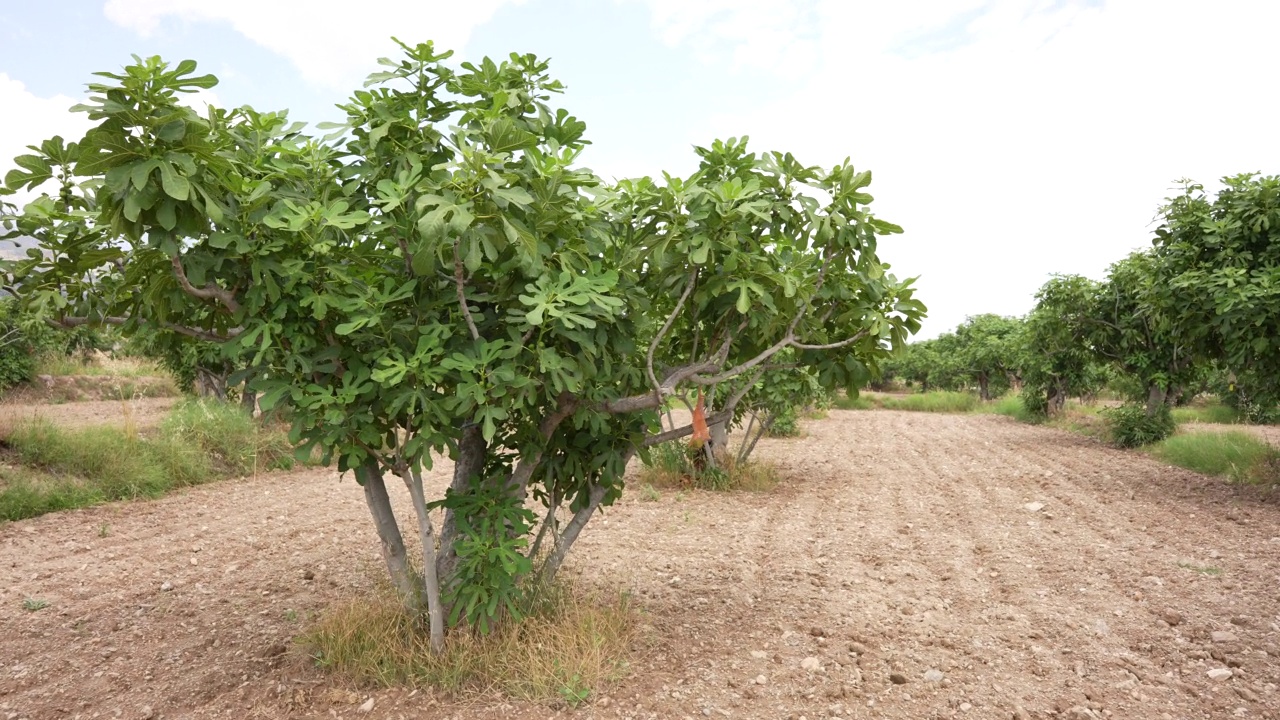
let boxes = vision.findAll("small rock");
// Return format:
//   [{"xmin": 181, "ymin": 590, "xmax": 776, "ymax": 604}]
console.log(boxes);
[
  {"xmin": 809, "ymin": 626, "xmax": 827, "ymax": 637},
  {"xmin": 848, "ymin": 642, "xmax": 868, "ymax": 655},
  {"xmin": 1161, "ymin": 609, "xmax": 1183, "ymax": 626},
  {"xmin": 190, "ymin": 557, "xmax": 198, "ymax": 566},
  {"xmin": 358, "ymin": 697, "xmax": 375, "ymax": 713},
  {"xmin": 1207, "ymin": 668, "xmax": 1234, "ymax": 681},
  {"xmin": 598, "ymin": 697, "xmax": 611, "ymax": 708},
  {"xmin": 755, "ymin": 674, "xmax": 767, "ymax": 685},
  {"xmin": 1213, "ymin": 631, "xmax": 1238, "ymax": 643},
  {"xmin": 1013, "ymin": 706, "xmax": 1031, "ymax": 720},
  {"xmin": 923, "ymin": 669, "xmax": 944, "ymax": 683},
  {"xmin": 889, "ymin": 672, "xmax": 908, "ymax": 685},
  {"xmin": 160, "ymin": 581, "xmax": 173, "ymax": 592},
  {"xmin": 801, "ymin": 657, "xmax": 823, "ymax": 672},
  {"xmin": 1024, "ymin": 502, "xmax": 1046, "ymax": 513},
  {"xmin": 140, "ymin": 706, "xmax": 154, "ymax": 720},
  {"xmin": 750, "ymin": 650, "xmax": 768, "ymax": 659},
  {"xmin": 959, "ymin": 702, "xmax": 972, "ymax": 711}
]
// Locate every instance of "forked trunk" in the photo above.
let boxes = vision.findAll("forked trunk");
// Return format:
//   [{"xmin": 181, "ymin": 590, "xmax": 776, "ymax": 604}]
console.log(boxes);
[
  {"xmin": 401, "ymin": 467, "xmax": 445, "ymax": 654},
  {"xmin": 360, "ymin": 466, "xmax": 419, "ymax": 612},
  {"xmin": 978, "ymin": 373, "xmax": 991, "ymax": 401},
  {"xmin": 436, "ymin": 426, "xmax": 485, "ymax": 585}
]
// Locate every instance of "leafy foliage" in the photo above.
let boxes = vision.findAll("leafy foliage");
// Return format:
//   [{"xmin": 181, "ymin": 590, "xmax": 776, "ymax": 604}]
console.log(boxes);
[
  {"xmin": 1105, "ymin": 404, "xmax": 1176, "ymax": 448},
  {"xmin": 0, "ymin": 43, "xmax": 925, "ymax": 647}
]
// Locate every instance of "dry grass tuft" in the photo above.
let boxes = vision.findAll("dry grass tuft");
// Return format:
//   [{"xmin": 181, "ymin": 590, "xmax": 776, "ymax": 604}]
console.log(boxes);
[{"xmin": 301, "ymin": 581, "xmax": 638, "ymax": 706}]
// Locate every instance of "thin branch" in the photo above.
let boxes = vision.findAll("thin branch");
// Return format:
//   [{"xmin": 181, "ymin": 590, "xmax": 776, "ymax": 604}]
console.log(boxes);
[
  {"xmin": 171, "ymin": 255, "xmax": 241, "ymax": 313},
  {"xmin": 508, "ymin": 392, "xmax": 579, "ymax": 498},
  {"xmin": 49, "ymin": 315, "xmax": 127, "ymax": 328},
  {"xmin": 791, "ymin": 329, "xmax": 870, "ymax": 351},
  {"xmin": 398, "ymin": 238, "xmax": 414, "ymax": 276},
  {"xmin": 689, "ymin": 335, "xmax": 793, "ymax": 386},
  {"xmin": 647, "ymin": 271, "xmax": 698, "ymax": 403},
  {"xmin": 452, "ymin": 239, "xmax": 480, "ymax": 341},
  {"xmin": 161, "ymin": 322, "xmax": 244, "ymax": 342}
]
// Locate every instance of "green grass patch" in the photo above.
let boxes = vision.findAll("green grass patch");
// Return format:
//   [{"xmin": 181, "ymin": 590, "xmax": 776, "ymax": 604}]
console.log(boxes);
[
  {"xmin": 973, "ymin": 394, "xmax": 1037, "ymax": 422},
  {"xmin": 638, "ymin": 442, "xmax": 779, "ymax": 492},
  {"xmin": 1150, "ymin": 430, "xmax": 1280, "ymax": 483},
  {"xmin": 878, "ymin": 391, "xmax": 979, "ymax": 413},
  {"xmin": 302, "ymin": 581, "xmax": 636, "ymax": 703},
  {"xmin": 35, "ymin": 354, "xmax": 166, "ymax": 378},
  {"xmin": 0, "ymin": 421, "xmax": 211, "ymax": 520},
  {"xmin": 163, "ymin": 398, "xmax": 296, "ymax": 475},
  {"xmin": 1171, "ymin": 402, "xmax": 1242, "ymax": 425},
  {"xmin": 0, "ymin": 399, "xmax": 302, "ymax": 521},
  {"xmin": 832, "ymin": 393, "xmax": 875, "ymax": 410}
]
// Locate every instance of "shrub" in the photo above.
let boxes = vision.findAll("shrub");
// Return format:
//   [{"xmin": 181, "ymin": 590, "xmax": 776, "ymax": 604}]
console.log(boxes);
[
  {"xmin": 1105, "ymin": 404, "xmax": 1176, "ymax": 448},
  {"xmin": 764, "ymin": 405, "xmax": 801, "ymax": 437}
]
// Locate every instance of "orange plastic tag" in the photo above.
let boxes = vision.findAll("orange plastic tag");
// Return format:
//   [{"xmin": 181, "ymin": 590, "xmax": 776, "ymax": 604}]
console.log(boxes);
[{"xmin": 691, "ymin": 390, "xmax": 711, "ymax": 447}]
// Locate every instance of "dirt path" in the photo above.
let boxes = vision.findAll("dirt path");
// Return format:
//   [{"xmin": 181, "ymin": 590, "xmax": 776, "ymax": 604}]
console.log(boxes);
[
  {"xmin": 4, "ymin": 411, "xmax": 1280, "ymax": 719},
  {"xmin": 0, "ymin": 397, "xmax": 178, "ymax": 432}
]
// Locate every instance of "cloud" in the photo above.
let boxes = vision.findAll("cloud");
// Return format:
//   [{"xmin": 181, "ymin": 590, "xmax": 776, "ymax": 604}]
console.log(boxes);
[
  {"xmin": 633, "ymin": 0, "xmax": 1280, "ymax": 336},
  {"xmin": 0, "ymin": 75, "xmax": 92, "ymax": 201},
  {"xmin": 102, "ymin": 0, "xmax": 524, "ymax": 91}
]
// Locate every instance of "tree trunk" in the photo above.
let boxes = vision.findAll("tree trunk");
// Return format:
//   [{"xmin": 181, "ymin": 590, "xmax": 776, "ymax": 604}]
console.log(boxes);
[
  {"xmin": 402, "ymin": 467, "xmax": 445, "ymax": 654},
  {"xmin": 361, "ymin": 466, "xmax": 419, "ymax": 613},
  {"xmin": 540, "ymin": 481, "xmax": 608, "ymax": 584},
  {"xmin": 240, "ymin": 388, "xmax": 257, "ymax": 416},
  {"xmin": 194, "ymin": 366, "xmax": 227, "ymax": 400},
  {"xmin": 1046, "ymin": 382, "xmax": 1067, "ymax": 416},
  {"xmin": 1145, "ymin": 385, "xmax": 1168, "ymax": 417},
  {"xmin": 435, "ymin": 425, "xmax": 485, "ymax": 588},
  {"xmin": 978, "ymin": 373, "xmax": 991, "ymax": 401}
]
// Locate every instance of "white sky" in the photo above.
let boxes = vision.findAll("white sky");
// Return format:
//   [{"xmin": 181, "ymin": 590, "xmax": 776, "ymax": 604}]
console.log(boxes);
[{"xmin": 2, "ymin": 0, "xmax": 1277, "ymax": 337}]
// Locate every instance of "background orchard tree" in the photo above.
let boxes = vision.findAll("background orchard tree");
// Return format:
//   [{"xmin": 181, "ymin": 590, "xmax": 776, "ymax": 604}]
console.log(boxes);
[
  {"xmin": 952, "ymin": 313, "xmax": 1022, "ymax": 400},
  {"xmin": 1020, "ymin": 275, "xmax": 1103, "ymax": 416},
  {"xmin": 0, "ymin": 43, "xmax": 925, "ymax": 652},
  {"xmin": 1153, "ymin": 175, "xmax": 1280, "ymax": 421},
  {"xmin": 1091, "ymin": 250, "xmax": 1200, "ymax": 417}
]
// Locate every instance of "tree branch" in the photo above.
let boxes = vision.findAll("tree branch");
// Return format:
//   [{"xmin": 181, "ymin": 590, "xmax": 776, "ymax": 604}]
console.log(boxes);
[
  {"xmin": 161, "ymin": 322, "xmax": 244, "ymax": 342},
  {"xmin": 641, "ymin": 409, "xmax": 733, "ymax": 447},
  {"xmin": 647, "ymin": 271, "xmax": 697, "ymax": 403},
  {"xmin": 452, "ymin": 239, "xmax": 480, "ymax": 341},
  {"xmin": 791, "ymin": 329, "xmax": 870, "ymax": 351},
  {"xmin": 171, "ymin": 256, "xmax": 241, "ymax": 313},
  {"xmin": 508, "ymin": 392, "xmax": 579, "ymax": 499}
]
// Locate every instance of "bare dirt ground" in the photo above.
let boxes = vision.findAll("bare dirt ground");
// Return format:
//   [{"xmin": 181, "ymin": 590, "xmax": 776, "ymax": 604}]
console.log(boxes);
[
  {"xmin": 4, "ymin": 410, "xmax": 1280, "ymax": 720},
  {"xmin": 0, "ymin": 397, "xmax": 178, "ymax": 433}
]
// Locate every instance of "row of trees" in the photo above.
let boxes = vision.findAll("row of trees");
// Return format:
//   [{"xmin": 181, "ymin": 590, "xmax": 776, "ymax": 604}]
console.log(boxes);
[
  {"xmin": 885, "ymin": 173, "xmax": 1280, "ymax": 433},
  {"xmin": 0, "ymin": 44, "xmax": 925, "ymax": 649}
]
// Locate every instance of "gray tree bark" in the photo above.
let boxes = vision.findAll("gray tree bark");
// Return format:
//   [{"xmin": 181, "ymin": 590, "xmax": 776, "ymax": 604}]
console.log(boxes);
[{"xmin": 361, "ymin": 468, "xmax": 420, "ymax": 613}]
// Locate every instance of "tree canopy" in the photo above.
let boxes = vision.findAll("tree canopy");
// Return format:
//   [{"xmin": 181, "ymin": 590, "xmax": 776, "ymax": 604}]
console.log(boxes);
[{"xmin": 0, "ymin": 41, "xmax": 926, "ymax": 648}]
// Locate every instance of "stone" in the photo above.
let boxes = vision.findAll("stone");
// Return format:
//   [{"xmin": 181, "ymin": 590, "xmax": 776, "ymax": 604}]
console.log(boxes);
[
  {"xmin": 1160, "ymin": 609, "xmax": 1183, "ymax": 626},
  {"xmin": 889, "ymin": 672, "xmax": 908, "ymax": 685},
  {"xmin": 358, "ymin": 697, "xmax": 375, "ymax": 713},
  {"xmin": 1024, "ymin": 502, "xmax": 1046, "ymax": 513},
  {"xmin": 750, "ymin": 650, "xmax": 768, "ymax": 659},
  {"xmin": 755, "ymin": 674, "xmax": 767, "ymax": 685},
  {"xmin": 959, "ymin": 702, "xmax": 972, "ymax": 711},
  {"xmin": 801, "ymin": 657, "xmax": 823, "ymax": 672},
  {"xmin": 160, "ymin": 581, "xmax": 173, "ymax": 592},
  {"xmin": 1207, "ymin": 668, "xmax": 1234, "ymax": 681},
  {"xmin": 924, "ymin": 669, "xmax": 944, "ymax": 683},
  {"xmin": 1213, "ymin": 631, "xmax": 1238, "ymax": 643},
  {"xmin": 848, "ymin": 642, "xmax": 868, "ymax": 655}
]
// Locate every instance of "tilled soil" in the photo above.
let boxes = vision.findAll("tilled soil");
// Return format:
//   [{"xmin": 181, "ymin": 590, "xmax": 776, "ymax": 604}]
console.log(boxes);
[{"xmin": 3, "ymin": 410, "xmax": 1280, "ymax": 720}]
